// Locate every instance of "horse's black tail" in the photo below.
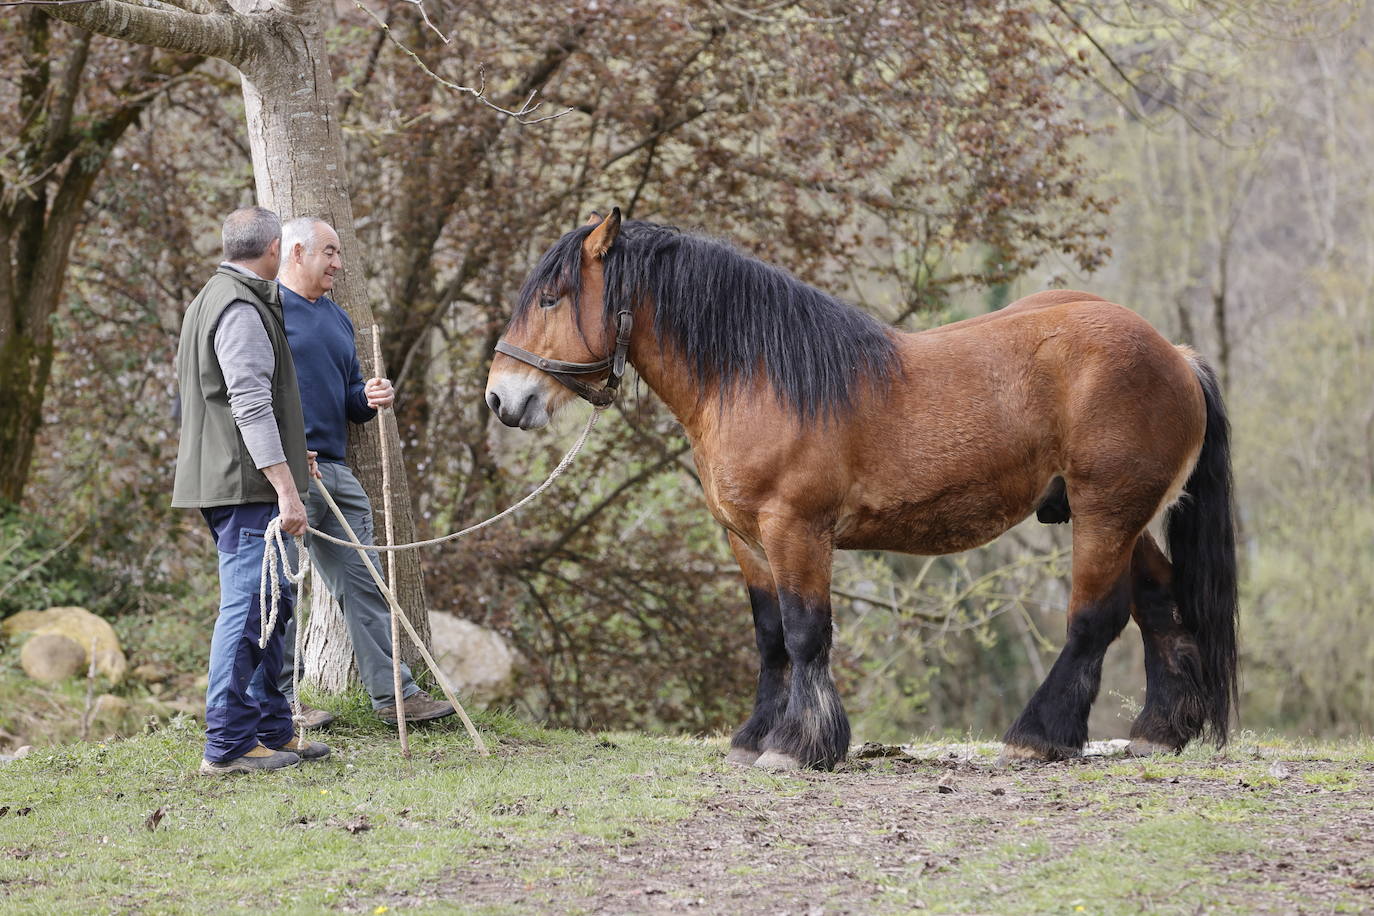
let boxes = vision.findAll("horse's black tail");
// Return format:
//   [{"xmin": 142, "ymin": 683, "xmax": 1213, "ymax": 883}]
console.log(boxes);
[{"xmin": 1165, "ymin": 356, "xmax": 1239, "ymax": 745}]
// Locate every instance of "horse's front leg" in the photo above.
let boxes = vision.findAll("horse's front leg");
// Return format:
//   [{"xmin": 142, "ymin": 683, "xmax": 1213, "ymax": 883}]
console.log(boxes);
[
  {"xmin": 754, "ymin": 521, "xmax": 850, "ymax": 771},
  {"xmin": 726, "ymin": 533, "xmax": 788, "ymax": 766}
]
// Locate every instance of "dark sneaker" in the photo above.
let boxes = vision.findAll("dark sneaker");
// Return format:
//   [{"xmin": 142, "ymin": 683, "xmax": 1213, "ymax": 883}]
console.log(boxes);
[
  {"xmin": 199, "ymin": 744, "xmax": 300, "ymax": 776},
  {"xmin": 376, "ymin": 690, "xmax": 455, "ymax": 724},
  {"xmin": 292, "ymin": 704, "xmax": 336, "ymax": 730},
  {"xmin": 271, "ymin": 734, "xmax": 331, "ymax": 761}
]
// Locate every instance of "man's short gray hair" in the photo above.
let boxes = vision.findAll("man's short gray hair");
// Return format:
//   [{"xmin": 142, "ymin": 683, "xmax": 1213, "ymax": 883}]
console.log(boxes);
[
  {"xmin": 222, "ymin": 206, "xmax": 281, "ymax": 261},
  {"xmin": 282, "ymin": 217, "xmax": 328, "ymax": 260}
]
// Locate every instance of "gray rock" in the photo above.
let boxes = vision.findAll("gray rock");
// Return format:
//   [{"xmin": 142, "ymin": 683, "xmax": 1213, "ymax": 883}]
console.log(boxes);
[
  {"xmin": 20, "ymin": 632, "xmax": 87, "ymax": 682},
  {"xmin": 93, "ymin": 694, "xmax": 130, "ymax": 722},
  {"xmin": 428, "ymin": 613, "xmax": 518, "ymax": 705}
]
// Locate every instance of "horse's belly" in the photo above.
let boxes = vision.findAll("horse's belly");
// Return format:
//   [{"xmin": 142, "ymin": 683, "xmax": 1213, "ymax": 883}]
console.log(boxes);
[{"xmin": 834, "ymin": 491, "xmax": 1030, "ymax": 555}]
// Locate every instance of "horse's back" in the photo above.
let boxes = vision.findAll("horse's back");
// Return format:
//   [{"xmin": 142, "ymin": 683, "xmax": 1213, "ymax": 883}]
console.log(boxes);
[
  {"xmin": 832, "ymin": 291, "xmax": 1206, "ymax": 552},
  {"xmin": 913, "ymin": 289, "xmax": 1110, "ymax": 338}
]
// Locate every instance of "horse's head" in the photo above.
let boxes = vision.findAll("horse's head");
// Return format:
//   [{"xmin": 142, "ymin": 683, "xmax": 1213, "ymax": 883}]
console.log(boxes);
[{"xmin": 486, "ymin": 209, "xmax": 625, "ymax": 429}]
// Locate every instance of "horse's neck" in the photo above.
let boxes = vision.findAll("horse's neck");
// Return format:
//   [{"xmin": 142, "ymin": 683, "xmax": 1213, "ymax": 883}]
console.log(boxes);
[{"xmin": 625, "ymin": 320, "xmax": 710, "ymax": 432}]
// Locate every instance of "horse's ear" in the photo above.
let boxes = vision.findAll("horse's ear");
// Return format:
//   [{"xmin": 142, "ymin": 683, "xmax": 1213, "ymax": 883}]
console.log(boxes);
[{"xmin": 583, "ymin": 206, "xmax": 621, "ymax": 260}]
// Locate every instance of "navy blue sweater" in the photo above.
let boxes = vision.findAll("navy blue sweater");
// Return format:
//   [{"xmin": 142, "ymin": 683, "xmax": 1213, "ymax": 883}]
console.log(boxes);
[{"xmin": 280, "ymin": 283, "xmax": 376, "ymax": 463}]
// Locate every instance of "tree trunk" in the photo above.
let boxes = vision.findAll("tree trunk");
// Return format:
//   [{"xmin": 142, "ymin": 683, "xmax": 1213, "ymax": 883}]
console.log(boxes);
[
  {"xmin": 1, "ymin": 15, "xmax": 194, "ymax": 504},
  {"xmin": 0, "ymin": 328, "xmax": 56, "ymax": 505},
  {"xmin": 301, "ymin": 568, "xmax": 360, "ymax": 691},
  {"xmin": 230, "ymin": 3, "xmax": 431, "ymax": 681}
]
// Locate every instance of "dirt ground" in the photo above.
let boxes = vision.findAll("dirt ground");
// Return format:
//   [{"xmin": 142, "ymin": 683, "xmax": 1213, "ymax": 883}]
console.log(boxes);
[{"xmin": 364, "ymin": 743, "xmax": 1374, "ymax": 915}]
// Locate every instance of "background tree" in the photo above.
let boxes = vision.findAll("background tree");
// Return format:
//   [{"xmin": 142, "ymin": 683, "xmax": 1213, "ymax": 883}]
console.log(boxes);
[{"xmin": 0, "ymin": 13, "xmax": 199, "ymax": 503}]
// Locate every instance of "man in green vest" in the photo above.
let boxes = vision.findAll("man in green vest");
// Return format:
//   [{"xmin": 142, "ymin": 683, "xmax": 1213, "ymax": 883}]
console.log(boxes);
[{"xmin": 172, "ymin": 205, "xmax": 331, "ymax": 775}]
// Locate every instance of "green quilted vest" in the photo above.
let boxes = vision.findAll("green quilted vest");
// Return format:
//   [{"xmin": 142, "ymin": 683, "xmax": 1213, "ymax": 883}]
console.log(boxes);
[{"xmin": 171, "ymin": 266, "xmax": 309, "ymax": 508}]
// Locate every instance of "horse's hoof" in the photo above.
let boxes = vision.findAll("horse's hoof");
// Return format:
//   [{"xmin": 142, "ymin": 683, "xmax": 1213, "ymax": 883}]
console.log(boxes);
[
  {"xmin": 996, "ymin": 742, "xmax": 1078, "ymax": 766},
  {"xmin": 1126, "ymin": 738, "xmax": 1176, "ymax": 757},
  {"xmin": 726, "ymin": 747, "xmax": 761, "ymax": 767},
  {"xmin": 754, "ymin": 750, "xmax": 802, "ymax": 771}
]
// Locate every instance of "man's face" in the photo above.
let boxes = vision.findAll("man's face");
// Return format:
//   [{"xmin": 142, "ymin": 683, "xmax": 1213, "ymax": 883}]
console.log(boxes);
[{"xmin": 296, "ymin": 223, "xmax": 342, "ymax": 299}]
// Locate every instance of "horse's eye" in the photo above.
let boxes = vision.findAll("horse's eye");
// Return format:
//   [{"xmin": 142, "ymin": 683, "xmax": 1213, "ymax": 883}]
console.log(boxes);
[{"xmin": 539, "ymin": 293, "xmax": 559, "ymax": 309}]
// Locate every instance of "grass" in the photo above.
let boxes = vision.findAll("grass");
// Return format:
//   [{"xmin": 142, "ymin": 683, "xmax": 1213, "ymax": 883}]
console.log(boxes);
[
  {"xmin": 891, "ymin": 742, "xmax": 1374, "ymax": 915},
  {"xmin": 0, "ymin": 708, "xmax": 723, "ymax": 915},
  {"xmin": 1, "ymin": 698, "xmax": 1371, "ymax": 915}
]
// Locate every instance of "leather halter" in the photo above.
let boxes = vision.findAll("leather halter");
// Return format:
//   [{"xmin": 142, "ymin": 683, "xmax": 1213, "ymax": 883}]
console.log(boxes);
[{"xmin": 493, "ymin": 310, "xmax": 634, "ymax": 408}]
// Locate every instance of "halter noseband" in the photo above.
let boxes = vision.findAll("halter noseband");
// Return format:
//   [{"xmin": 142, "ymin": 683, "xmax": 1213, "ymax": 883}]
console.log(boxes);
[{"xmin": 493, "ymin": 310, "xmax": 634, "ymax": 408}]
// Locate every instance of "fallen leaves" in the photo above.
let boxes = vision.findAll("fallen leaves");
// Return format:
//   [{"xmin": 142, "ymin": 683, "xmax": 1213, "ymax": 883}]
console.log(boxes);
[{"xmin": 144, "ymin": 806, "xmax": 166, "ymax": 832}]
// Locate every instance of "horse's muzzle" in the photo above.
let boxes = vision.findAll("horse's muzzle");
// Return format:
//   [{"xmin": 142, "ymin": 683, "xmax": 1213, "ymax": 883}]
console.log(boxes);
[{"xmin": 485, "ymin": 387, "xmax": 549, "ymax": 430}]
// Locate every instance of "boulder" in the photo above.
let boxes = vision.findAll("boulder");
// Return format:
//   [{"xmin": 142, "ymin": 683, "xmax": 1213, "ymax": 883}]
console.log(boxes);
[
  {"xmin": 92, "ymin": 694, "xmax": 130, "ymax": 724},
  {"xmin": 427, "ymin": 613, "xmax": 518, "ymax": 705},
  {"xmin": 131, "ymin": 663, "xmax": 172, "ymax": 684},
  {"xmin": 20, "ymin": 633, "xmax": 87, "ymax": 682},
  {"xmin": 3, "ymin": 606, "xmax": 127, "ymax": 683}
]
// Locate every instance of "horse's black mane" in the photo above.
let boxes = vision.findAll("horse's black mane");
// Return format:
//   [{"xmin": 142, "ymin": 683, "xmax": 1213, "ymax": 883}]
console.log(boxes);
[{"xmin": 514, "ymin": 219, "xmax": 898, "ymax": 419}]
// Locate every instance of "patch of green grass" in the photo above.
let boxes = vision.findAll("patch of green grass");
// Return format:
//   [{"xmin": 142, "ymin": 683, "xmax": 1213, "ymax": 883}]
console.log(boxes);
[
  {"xmin": 1301, "ymin": 770, "xmax": 1358, "ymax": 789},
  {"xmin": 900, "ymin": 760, "xmax": 1370, "ymax": 915},
  {"xmin": 911, "ymin": 812, "xmax": 1260, "ymax": 914},
  {"xmin": 0, "ymin": 711, "xmax": 721, "ymax": 914}
]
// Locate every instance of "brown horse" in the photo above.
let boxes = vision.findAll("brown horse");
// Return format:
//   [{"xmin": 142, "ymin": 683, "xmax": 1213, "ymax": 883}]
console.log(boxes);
[{"xmin": 485, "ymin": 209, "xmax": 1238, "ymax": 770}]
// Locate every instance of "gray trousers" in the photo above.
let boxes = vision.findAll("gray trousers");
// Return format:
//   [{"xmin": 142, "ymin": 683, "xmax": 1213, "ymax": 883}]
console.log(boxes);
[{"xmin": 280, "ymin": 461, "xmax": 419, "ymax": 709}]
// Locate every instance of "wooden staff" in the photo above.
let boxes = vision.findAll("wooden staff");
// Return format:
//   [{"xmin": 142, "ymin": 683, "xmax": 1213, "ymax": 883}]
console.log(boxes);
[{"xmin": 372, "ymin": 325, "xmax": 409, "ymax": 759}]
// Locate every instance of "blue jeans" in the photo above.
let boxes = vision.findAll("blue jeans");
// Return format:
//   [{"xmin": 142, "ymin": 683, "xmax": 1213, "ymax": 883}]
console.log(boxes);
[{"xmin": 201, "ymin": 503, "xmax": 296, "ymax": 762}]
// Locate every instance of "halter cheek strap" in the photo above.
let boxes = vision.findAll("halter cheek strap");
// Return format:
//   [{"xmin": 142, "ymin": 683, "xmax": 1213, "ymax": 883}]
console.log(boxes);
[{"xmin": 493, "ymin": 310, "xmax": 634, "ymax": 408}]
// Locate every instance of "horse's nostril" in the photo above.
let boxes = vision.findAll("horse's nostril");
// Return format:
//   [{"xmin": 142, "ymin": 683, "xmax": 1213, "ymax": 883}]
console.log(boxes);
[{"xmin": 485, "ymin": 391, "xmax": 501, "ymax": 414}]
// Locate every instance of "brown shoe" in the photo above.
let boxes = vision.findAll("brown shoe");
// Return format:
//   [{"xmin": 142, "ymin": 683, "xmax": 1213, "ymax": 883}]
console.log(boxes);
[
  {"xmin": 270, "ymin": 734, "xmax": 331, "ymax": 760},
  {"xmin": 199, "ymin": 744, "xmax": 300, "ymax": 776},
  {"xmin": 376, "ymin": 690, "xmax": 455, "ymax": 723},
  {"xmin": 293, "ymin": 704, "xmax": 336, "ymax": 730}
]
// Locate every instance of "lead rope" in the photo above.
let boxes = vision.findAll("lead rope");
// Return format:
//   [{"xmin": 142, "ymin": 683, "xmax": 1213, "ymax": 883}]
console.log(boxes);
[
  {"xmin": 258, "ymin": 406, "xmax": 604, "ymax": 755},
  {"xmin": 259, "ymin": 523, "xmax": 310, "ymax": 736}
]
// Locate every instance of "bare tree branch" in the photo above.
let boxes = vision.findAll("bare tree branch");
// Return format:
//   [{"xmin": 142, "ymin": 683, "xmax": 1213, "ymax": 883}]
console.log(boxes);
[
  {"xmin": 397, "ymin": 0, "xmax": 445, "ymax": 42},
  {"xmin": 41, "ymin": 30, "xmax": 92, "ymax": 164},
  {"xmin": 354, "ymin": 0, "xmax": 574, "ymax": 125},
  {"xmin": 0, "ymin": 0, "xmax": 101, "ymax": 7},
  {"xmin": 37, "ymin": 0, "xmax": 245, "ymax": 62}
]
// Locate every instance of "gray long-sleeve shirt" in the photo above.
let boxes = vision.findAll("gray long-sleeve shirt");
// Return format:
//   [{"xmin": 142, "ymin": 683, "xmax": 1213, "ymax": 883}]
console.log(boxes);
[{"xmin": 212, "ymin": 262, "xmax": 286, "ymax": 469}]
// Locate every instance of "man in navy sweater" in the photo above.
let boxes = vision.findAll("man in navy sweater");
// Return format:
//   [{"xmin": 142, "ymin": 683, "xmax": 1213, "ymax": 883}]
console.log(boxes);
[{"xmin": 267, "ymin": 216, "xmax": 453, "ymax": 726}]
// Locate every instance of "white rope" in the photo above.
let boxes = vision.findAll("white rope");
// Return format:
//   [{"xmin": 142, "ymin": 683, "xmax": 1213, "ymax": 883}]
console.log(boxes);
[
  {"xmin": 301, "ymin": 408, "xmax": 602, "ymax": 552},
  {"xmin": 255, "ymin": 407, "xmax": 603, "ymax": 742},
  {"xmin": 259, "ymin": 525, "xmax": 307, "ymax": 642},
  {"xmin": 258, "ymin": 522, "xmax": 310, "ymax": 732}
]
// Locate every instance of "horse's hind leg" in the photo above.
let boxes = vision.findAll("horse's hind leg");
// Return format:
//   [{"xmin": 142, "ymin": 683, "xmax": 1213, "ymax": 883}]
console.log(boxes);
[
  {"xmin": 1002, "ymin": 519, "xmax": 1137, "ymax": 762},
  {"xmin": 753, "ymin": 522, "xmax": 850, "ymax": 771},
  {"xmin": 1127, "ymin": 533, "xmax": 1206, "ymax": 755},
  {"xmin": 726, "ymin": 533, "xmax": 789, "ymax": 766}
]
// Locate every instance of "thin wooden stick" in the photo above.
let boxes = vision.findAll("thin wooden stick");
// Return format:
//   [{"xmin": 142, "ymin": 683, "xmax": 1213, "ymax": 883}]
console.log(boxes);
[
  {"xmin": 372, "ymin": 325, "xmax": 409, "ymax": 759},
  {"xmin": 79, "ymin": 637, "xmax": 97, "ymax": 742},
  {"xmin": 312, "ymin": 477, "xmax": 489, "ymax": 756}
]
